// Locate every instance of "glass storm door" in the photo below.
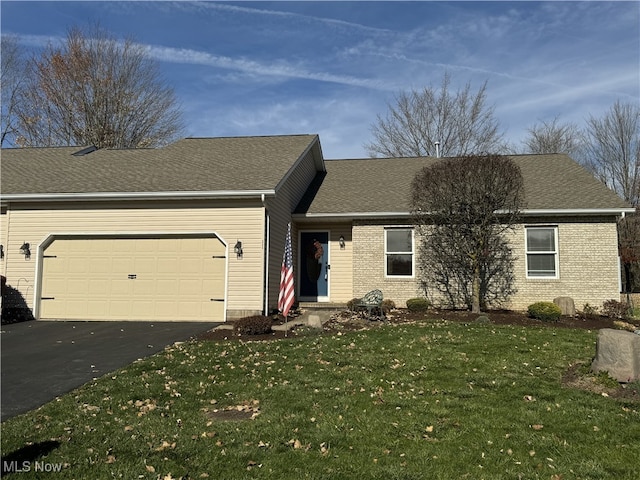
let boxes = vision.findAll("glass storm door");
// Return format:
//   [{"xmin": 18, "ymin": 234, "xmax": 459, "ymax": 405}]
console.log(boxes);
[{"xmin": 299, "ymin": 231, "xmax": 329, "ymax": 301}]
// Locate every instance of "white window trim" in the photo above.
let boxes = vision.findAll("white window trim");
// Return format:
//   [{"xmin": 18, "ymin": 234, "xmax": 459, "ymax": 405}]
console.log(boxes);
[
  {"xmin": 384, "ymin": 227, "xmax": 415, "ymax": 278},
  {"xmin": 525, "ymin": 226, "xmax": 559, "ymax": 279}
]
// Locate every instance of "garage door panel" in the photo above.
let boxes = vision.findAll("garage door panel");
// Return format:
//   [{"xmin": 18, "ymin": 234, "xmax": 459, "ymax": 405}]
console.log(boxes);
[
  {"xmin": 112, "ymin": 257, "xmax": 133, "ymax": 273},
  {"xmin": 91, "ymin": 257, "xmax": 112, "ymax": 273},
  {"xmin": 40, "ymin": 236, "xmax": 226, "ymax": 321},
  {"xmin": 88, "ymin": 279, "xmax": 109, "ymax": 295},
  {"xmin": 87, "ymin": 300, "xmax": 108, "ymax": 316},
  {"xmin": 67, "ymin": 279, "xmax": 90, "ymax": 295},
  {"xmin": 157, "ymin": 258, "xmax": 179, "ymax": 273},
  {"xmin": 109, "ymin": 300, "xmax": 132, "ymax": 318}
]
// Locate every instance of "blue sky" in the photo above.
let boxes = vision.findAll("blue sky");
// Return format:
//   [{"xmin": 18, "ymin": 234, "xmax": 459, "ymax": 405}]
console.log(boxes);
[{"xmin": 2, "ymin": 1, "xmax": 638, "ymax": 158}]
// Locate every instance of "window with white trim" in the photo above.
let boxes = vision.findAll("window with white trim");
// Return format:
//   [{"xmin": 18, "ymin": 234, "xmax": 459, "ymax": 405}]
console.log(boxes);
[
  {"xmin": 525, "ymin": 226, "xmax": 558, "ymax": 278},
  {"xmin": 385, "ymin": 228, "xmax": 414, "ymax": 277}
]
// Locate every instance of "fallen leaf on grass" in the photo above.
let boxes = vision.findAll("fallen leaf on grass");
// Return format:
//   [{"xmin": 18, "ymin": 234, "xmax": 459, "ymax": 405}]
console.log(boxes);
[{"xmin": 155, "ymin": 441, "xmax": 177, "ymax": 452}]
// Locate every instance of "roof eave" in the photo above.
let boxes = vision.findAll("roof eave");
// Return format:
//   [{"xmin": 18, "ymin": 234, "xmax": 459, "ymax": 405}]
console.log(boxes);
[
  {"xmin": 520, "ymin": 208, "xmax": 635, "ymax": 216},
  {"xmin": 293, "ymin": 207, "xmax": 635, "ymax": 222},
  {"xmin": 293, "ymin": 212, "xmax": 412, "ymax": 222},
  {"xmin": 1, "ymin": 190, "xmax": 277, "ymax": 203}
]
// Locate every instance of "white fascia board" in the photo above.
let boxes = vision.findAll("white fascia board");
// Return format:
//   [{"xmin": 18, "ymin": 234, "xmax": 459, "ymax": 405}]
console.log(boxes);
[
  {"xmin": 293, "ymin": 207, "xmax": 635, "ymax": 221},
  {"xmin": 293, "ymin": 212, "xmax": 412, "ymax": 221},
  {"xmin": 520, "ymin": 208, "xmax": 636, "ymax": 216},
  {"xmin": 2, "ymin": 190, "xmax": 276, "ymax": 202}
]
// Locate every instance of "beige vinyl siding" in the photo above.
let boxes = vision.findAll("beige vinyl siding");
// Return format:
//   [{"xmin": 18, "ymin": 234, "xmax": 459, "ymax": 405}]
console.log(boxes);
[
  {"xmin": 297, "ymin": 222, "xmax": 353, "ymax": 303},
  {"xmin": 266, "ymin": 148, "xmax": 321, "ymax": 310},
  {"xmin": 3, "ymin": 200, "xmax": 265, "ymax": 319}
]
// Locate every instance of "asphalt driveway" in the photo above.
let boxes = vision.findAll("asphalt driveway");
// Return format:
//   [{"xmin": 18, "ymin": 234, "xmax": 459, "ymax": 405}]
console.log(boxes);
[{"xmin": 1, "ymin": 320, "xmax": 219, "ymax": 421}]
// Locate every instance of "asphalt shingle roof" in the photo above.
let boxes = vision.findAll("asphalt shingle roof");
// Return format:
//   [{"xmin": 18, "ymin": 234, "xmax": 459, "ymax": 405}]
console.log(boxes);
[
  {"xmin": 294, "ymin": 154, "xmax": 632, "ymax": 215},
  {"xmin": 1, "ymin": 135, "xmax": 319, "ymax": 195},
  {"xmin": 1, "ymin": 139, "xmax": 630, "ymax": 214}
]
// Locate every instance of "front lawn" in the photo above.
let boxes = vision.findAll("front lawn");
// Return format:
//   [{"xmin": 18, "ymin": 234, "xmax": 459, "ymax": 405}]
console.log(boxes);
[{"xmin": 2, "ymin": 319, "xmax": 639, "ymax": 479}]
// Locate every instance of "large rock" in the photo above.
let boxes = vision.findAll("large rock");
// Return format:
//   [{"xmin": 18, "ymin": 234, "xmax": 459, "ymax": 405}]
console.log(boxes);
[
  {"xmin": 553, "ymin": 296, "xmax": 575, "ymax": 316},
  {"xmin": 591, "ymin": 329, "xmax": 640, "ymax": 383}
]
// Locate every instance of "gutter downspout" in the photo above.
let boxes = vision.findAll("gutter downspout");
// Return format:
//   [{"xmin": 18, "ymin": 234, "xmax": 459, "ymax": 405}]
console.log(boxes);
[
  {"xmin": 262, "ymin": 193, "xmax": 270, "ymax": 315},
  {"xmin": 619, "ymin": 212, "xmax": 625, "ymax": 295}
]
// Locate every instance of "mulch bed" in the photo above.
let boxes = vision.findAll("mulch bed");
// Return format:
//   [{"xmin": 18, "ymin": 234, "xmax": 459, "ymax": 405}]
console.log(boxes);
[{"xmin": 194, "ymin": 308, "xmax": 630, "ymax": 343}]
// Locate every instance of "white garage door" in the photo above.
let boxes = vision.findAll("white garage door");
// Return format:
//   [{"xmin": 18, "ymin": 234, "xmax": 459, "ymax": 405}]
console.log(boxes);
[{"xmin": 39, "ymin": 236, "xmax": 226, "ymax": 321}]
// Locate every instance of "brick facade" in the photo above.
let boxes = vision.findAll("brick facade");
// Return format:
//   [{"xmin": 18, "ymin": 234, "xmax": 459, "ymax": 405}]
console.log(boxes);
[
  {"xmin": 353, "ymin": 216, "xmax": 621, "ymax": 312},
  {"xmin": 508, "ymin": 217, "xmax": 621, "ymax": 310},
  {"xmin": 352, "ymin": 220, "xmax": 423, "ymax": 307}
]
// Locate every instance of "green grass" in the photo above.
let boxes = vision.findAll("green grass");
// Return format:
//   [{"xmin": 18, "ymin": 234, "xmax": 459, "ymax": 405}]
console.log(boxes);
[{"xmin": 2, "ymin": 319, "xmax": 639, "ymax": 479}]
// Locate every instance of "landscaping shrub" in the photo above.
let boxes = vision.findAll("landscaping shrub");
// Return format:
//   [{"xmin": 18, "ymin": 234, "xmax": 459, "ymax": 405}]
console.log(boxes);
[
  {"xmin": 347, "ymin": 298, "xmax": 362, "ymax": 311},
  {"xmin": 527, "ymin": 301, "xmax": 562, "ymax": 322},
  {"xmin": 233, "ymin": 315, "xmax": 273, "ymax": 335},
  {"xmin": 581, "ymin": 303, "xmax": 599, "ymax": 316},
  {"xmin": 601, "ymin": 299, "xmax": 630, "ymax": 319},
  {"xmin": 381, "ymin": 299, "xmax": 396, "ymax": 314},
  {"xmin": 406, "ymin": 297, "xmax": 431, "ymax": 312}
]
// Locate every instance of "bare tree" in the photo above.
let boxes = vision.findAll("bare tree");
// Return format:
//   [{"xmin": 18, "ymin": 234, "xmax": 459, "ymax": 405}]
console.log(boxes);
[
  {"xmin": 522, "ymin": 116, "xmax": 584, "ymax": 156},
  {"xmin": 14, "ymin": 25, "xmax": 183, "ymax": 148},
  {"xmin": 366, "ymin": 73, "xmax": 506, "ymax": 158},
  {"xmin": 411, "ymin": 154, "xmax": 525, "ymax": 313},
  {"xmin": 1, "ymin": 35, "xmax": 26, "ymax": 147},
  {"xmin": 583, "ymin": 101, "xmax": 640, "ymax": 206}
]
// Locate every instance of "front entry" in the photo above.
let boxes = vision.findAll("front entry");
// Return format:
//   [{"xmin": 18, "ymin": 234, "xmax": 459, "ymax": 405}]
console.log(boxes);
[{"xmin": 299, "ymin": 231, "xmax": 329, "ymax": 301}]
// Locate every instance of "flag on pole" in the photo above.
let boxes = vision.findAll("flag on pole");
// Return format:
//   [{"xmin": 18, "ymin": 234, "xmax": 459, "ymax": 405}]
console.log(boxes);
[{"xmin": 278, "ymin": 222, "xmax": 295, "ymax": 318}]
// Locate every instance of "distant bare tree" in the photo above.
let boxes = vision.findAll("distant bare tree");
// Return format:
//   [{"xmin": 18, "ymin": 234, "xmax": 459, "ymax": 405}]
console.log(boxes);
[
  {"xmin": 1, "ymin": 35, "xmax": 26, "ymax": 146},
  {"xmin": 366, "ymin": 73, "xmax": 506, "ymax": 158},
  {"xmin": 583, "ymin": 101, "xmax": 640, "ymax": 206},
  {"xmin": 522, "ymin": 116, "xmax": 584, "ymax": 156},
  {"xmin": 14, "ymin": 25, "xmax": 183, "ymax": 148},
  {"xmin": 411, "ymin": 154, "xmax": 525, "ymax": 313}
]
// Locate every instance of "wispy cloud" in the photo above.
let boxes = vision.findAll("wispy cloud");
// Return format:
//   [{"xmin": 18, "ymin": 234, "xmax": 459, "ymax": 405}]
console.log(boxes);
[
  {"xmin": 12, "ymin": 32, "xmax": 394, "ymax": 91},
  {"xmin": 144, "ymin": 44, "xmax": 393, "ymax": 90},
  {"xmin": 187, "ymin": 1, "xmax": 397, "ymax": 37}
]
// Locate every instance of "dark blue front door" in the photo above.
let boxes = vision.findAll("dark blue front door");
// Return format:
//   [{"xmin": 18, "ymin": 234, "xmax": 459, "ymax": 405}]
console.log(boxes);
[{"xmin": 299, "ymin": 231, "xmax": 329, "ymax": 301}]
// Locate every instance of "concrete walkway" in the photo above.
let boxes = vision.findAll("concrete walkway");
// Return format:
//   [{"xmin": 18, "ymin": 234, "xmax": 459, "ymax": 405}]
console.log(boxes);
[{"xmin": 1, "ymin": 320, "xmax": 218, "ymax": 421}]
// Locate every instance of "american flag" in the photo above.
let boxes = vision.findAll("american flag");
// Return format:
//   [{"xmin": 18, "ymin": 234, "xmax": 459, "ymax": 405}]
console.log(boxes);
[{"xmin": 278, "ymin": 222, "xmax": 295, "ymax": 318}]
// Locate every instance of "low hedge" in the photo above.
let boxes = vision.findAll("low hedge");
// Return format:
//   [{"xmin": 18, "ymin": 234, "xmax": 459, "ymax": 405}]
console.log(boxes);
[
  {"xmin": 406, "ymin": 297, "xmax": 431, "ymax": 312},
  {"xmin": 527, "ymin": 302, "xmax": 562, "ymax": 322},
  {"xmin": 233, "ymin": 315, "xmax": 273, "ymax": 335}
]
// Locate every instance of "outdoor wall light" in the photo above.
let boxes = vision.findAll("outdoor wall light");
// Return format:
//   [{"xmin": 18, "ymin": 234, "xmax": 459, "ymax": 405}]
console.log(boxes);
[
  {"xmin": 20, "ymin": 242, "xmax": 31, "ymax": 259},
  {"xmin": 0, "ymin": 244, "xmax": 4, "ymax": 259},
  {"xmin": 339, "ymin": 235, "xmax": 346, "ymax": 249},
  {"xmin": 234, "ymin": 240, "xmax": 243, "ymax": 259}
]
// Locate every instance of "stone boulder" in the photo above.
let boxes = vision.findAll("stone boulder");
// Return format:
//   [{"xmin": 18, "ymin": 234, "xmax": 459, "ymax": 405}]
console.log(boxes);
[
  {"xmin": 553, "ymin": 296, "xmax": 575, "ymax": 316},
  {"xmin": 591, "ymin": 329, "xmax": 640, "ymax": 383}
]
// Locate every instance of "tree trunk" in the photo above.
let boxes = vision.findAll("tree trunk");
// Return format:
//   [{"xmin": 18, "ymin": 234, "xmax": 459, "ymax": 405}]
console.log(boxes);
[{"xmin": 472, "ymin": 262, "xmax": 481, "ymax": 313}]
